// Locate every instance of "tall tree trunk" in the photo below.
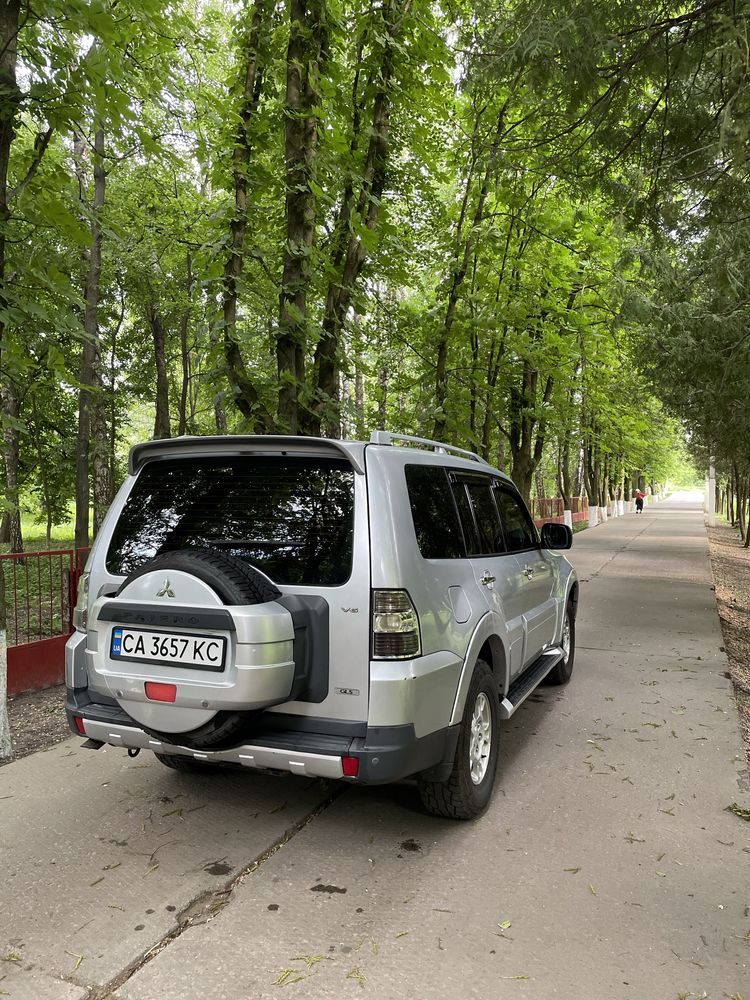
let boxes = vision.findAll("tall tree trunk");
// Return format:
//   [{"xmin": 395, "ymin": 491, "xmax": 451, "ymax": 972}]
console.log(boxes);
[
  {"xmin": 468, "ymin": 254, "xmax": 480, "ymax": 443},
  {"xmin": 74, "ymin": 359, "xmax": 93, "ymax": 548},
  {"xmin": 74, "ymin": 128, "xmax": 110, "ymax": 542},
  {"xmin": 88, "ymin": 130, "xmax": 112, "ymax": 536},
  {"xmin": 354, "ymin": 355, "xmax": 365, "ymax": 440},
  {"xmin": 535, "ymin": 467, "xmax": 546, "ymax": 500},
  {"xmin": 432, "ymin": 92, "xmax": 520, "ymax": 441},
  {"xmin": 481, "ymin": 321, "xmax": 507, "ymax": 462},
  {"xmin": 1, "ymin": 381, "xmax": 22, "ymax": 552},
  {"xmin": 178, "ymin": 254, "xmax": 193, "ymax": 436},
  {"xmin": 583, "ymin": 423, "xmax": 600, "ymax": 507},
  {"xmin": 221, "ymin": 0, "xmax": 271, "ymax": 430},
  {"xmin": 557, "ymin": 435, "xmax": 572, "ymax": 508},
  {"xmin": 277, "ymin": 0, "xmax": 329, "ymax": 433},
  {"xmin": 507, "ymin": 360, "xmax": 554, "ymax": 503},
  {"xmin": 148, "ymin": 303, "xmax": 171, "ymax": 439},
  {"xmin": 496, "ymin": 437, "xmax": 506, "ymax": 473},
  {"xmin": 733, "ymin": 463, "xmax": 744, "ymax": 539},
  {"xmin": 433, "ymin": 156, "xmax": 493, "ymax": 442},
  {"xmin": 109, "ymin": 285, "xmax": 125, "ymax": 488},
  {"xmin": 310, "ymin": 0, "xmax": 412, "ymax": 438},
  {"xmin": 556, "ymin": 380, "xmax": 576, "ymax": 507},
  {"xmin": 0, "ymin": 0, "xmax": 20, "ymax": 346},
  {"xmin": 214, "ymin": 395, "xmax": 228, "ymax": 434},
  {"xmin": 0, "ymin": 0, "xmax": 22, "ymax": 563},
  {"xmin": 74, "ymin": 132, "xmax": 94, "ymax": 548},
  {"xmin": 377, "ymin": 364, "xmax": 388, "ymax": 428},
  {"xmin": 31, "ymin": 395, "xmax": 53, "ymax": 547}
]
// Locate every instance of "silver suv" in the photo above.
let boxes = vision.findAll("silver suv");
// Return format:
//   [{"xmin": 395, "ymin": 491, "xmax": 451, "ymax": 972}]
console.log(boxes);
[{"xmin": 66, "ymin": 431, "xmax": 578, "ymax": 819}]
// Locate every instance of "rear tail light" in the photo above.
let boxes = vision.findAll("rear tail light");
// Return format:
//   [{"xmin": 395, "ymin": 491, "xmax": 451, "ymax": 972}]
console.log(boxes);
[
  {"xmin": 74, "ymin": 717, "xmax": 86, "ymax": 735},
  {"xmin": 372, "ymin": 590, "xmax": 420, "ymax": 659},
  {"xmin": 341, "ymin": 756, "xmax": 360, "ymax": 777},
  {"xmin": 72, "ymin": 573, "xmax": 90, "ymax": 632}
]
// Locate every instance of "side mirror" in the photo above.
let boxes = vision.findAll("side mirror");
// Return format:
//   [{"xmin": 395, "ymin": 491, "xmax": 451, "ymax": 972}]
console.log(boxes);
[{"xmin": 540, "ymin": 522, "xmax": 572, "ymax": 550}]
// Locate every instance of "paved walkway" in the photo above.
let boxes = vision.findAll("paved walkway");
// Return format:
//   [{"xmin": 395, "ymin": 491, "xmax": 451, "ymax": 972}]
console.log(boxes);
[{"xmin": 1, "ymin": 495, "xmax": 748, "ymax": 999}]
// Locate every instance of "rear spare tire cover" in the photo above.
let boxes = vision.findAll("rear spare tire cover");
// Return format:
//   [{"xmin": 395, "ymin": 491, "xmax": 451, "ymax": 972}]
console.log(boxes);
[{"xmin": 109, "ymin": 549, "xmax": 289, "ymax": 750}]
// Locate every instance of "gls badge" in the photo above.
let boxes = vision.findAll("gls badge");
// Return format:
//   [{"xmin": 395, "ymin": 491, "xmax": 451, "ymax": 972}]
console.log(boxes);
[{"xmin": 341, "ymin": 607, "xmax": 359, "ymax": 613}]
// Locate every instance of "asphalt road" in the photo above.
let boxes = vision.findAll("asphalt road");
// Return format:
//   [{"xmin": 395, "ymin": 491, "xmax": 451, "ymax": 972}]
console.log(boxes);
[{"xmin": 1, "ymin": 494, "xmax": 748, "ymax": 1000}]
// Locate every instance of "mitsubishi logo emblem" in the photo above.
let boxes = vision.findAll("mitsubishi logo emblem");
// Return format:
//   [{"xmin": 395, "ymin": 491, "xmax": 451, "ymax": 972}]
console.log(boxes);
[{"xmin": 156, "ymin": 578, "xmax": 176, "ymax": 598}]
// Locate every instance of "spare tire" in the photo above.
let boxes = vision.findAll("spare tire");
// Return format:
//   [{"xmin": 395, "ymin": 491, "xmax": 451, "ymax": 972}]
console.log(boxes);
[
  {"xmin": 117, "ymin": 548, "xmax": 281, "ymax": 606},
  {"xmin": 116, "ymin": 548, "xmax": 283, "ymax": 751}
]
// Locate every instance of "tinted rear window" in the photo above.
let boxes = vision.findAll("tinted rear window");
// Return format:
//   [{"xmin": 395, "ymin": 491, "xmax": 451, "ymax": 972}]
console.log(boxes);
[
  {"xmin": 405, "ymin": 465, "xmax": 465, "ymax": 559},
  {"xmin": 107, "ymin": 456, "xmax": 355, "ymax": 586}
]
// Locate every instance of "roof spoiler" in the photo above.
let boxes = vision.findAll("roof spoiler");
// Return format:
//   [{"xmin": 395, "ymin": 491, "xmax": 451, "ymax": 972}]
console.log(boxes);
[{"xmin": 128, "ymin": 435, "xmax": 365, "ymax": 476}]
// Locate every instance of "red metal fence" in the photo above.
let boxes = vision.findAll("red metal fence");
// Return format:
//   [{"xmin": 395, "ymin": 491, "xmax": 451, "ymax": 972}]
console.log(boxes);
[
  {"xmin": 531, "ymin": 496, "xmax": 589, "ymax": 527},
  {"xmin": 531, "ymin": 498, "xmax": 564, "ymax": 520},
  {"xmin": 1, "ymin": 548, "xmax": 89, "ymax": 696}
]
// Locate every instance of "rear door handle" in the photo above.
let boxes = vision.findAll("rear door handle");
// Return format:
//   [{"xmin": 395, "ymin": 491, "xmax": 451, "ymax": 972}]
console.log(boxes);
[
  {"xmin": 523, "ymin": 565, "xmax": 534, "ymax": 579},
  {"xmin": 481, "ymin": 571, "xmax": 496, "ymax": 586}
]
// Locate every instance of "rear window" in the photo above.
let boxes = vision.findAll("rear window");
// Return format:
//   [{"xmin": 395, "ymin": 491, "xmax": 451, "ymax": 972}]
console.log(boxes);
[{"xmin": 107, "ymin": 456, "xmax": 355, "ymax": 586}]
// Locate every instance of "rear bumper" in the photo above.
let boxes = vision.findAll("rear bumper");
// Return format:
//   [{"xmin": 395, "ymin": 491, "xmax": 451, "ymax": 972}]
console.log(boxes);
[{"xmin": 65, "ymin": 690, "xmax": 459, "ymax": 785}]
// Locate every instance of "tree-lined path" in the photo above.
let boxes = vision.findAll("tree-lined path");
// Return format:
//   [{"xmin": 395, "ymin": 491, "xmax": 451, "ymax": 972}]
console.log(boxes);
[
  {"xmin": 2, "ymin": 2, "xmax": 748, "ymax": 558},
  {"xmin": 1, "ymin": 500, "xmax": 747, "ymax": 1000}
]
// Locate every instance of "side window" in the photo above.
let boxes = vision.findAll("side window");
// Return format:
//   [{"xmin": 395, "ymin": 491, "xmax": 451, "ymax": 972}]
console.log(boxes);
[
  {"xmin": 463, "ymin": 479, "xmax": 505, "ymax": 555},
  {"xmin": 451, "ymin": 482, "xmax": 481, "ymax": 556},
  {"xmin": 494, "ymin": 487, "xmax": 538, "ymax": 553},
  {"xmin": 405, "ymin": 465, "xmax": 465, "ymax": 559}
]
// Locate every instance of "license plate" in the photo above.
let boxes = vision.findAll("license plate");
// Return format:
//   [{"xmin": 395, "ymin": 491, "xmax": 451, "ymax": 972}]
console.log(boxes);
[{"xmin": 110, "ymin": 627, "xmax": 226, "ymax": 672}]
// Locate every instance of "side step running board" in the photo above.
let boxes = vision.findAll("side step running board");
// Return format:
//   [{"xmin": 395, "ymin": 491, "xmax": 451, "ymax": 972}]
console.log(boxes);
[{"xmin": 499, "ymin": 648, "xmax": 564, "ymax": 720}]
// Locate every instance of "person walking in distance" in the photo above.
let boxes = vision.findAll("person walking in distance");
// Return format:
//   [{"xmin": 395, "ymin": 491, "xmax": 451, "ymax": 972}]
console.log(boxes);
[{"xmin": 634, "ymin": 488, "xmax": 646, "ymax": 513}]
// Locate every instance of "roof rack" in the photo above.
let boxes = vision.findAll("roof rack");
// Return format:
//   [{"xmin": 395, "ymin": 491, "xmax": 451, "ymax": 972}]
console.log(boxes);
[{"xmin": 369, "ymin": 430, "xmax": 489, "ymax": 465}]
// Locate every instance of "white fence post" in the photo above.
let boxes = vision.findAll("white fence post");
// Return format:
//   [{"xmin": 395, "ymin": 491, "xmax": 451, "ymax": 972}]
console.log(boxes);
[{"xmin": 0, "ymin": 629, "xmax": 11, "ymax": 761}]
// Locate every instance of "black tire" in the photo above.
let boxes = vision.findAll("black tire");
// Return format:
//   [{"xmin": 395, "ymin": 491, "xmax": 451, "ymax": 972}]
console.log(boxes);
[
  {"xmin": 117, "ymin": 548, "xmax": 280, "ymax": 606},
  {"xmin": 153, "ymin": 752, "xmax": 225, "ymax": 773},
  {"xmin": 417, "ymin": 659, "xmax": 499, "ymax": 820},
  {"xmin": 118, "ymin": 549, "xmax": 281, "ymax": 751},
  {"xmin": 546, "ymin": 601, "xmax": 575, "ymax": 685},
  {"xmin": 147, "ymin": 709, "xmax": 255, "ymax": 751}
]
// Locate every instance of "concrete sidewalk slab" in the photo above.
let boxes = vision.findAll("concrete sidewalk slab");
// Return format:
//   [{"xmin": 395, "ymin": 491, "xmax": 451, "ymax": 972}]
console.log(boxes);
[
  {"xmin": 117, "ymin": 499, "xmax": 749, "ymax": 1000},
  {"xmin": 0, "ymin": 744, "xmax": 329, "ymax": 999}
]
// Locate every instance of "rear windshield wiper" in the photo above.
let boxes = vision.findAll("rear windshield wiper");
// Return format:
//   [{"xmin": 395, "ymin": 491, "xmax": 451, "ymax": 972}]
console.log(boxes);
[{"xmin": 206, "ymin": 538, "xmax": 301, "ymax": 549}]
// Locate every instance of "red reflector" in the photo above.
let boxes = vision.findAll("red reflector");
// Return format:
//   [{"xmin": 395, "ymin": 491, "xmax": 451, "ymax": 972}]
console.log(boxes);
[
  {"xmin": 341, "ymin": 756, "xmax": 359, "ymax": 777},
  {"xmin": 74, "ymin": 717, "xmax": 86, "ymax": 735},
  {"xmin": 145, "ymin": 682, "xmax": 177, "ymax": 703}
]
